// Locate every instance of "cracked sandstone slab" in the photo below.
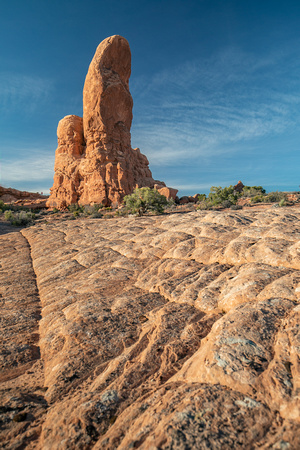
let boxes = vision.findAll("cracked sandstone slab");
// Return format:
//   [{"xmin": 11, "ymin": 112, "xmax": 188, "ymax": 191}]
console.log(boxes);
[{"xmin": 1, "ymin": 207, "xmax": 300, "ymax": 448}]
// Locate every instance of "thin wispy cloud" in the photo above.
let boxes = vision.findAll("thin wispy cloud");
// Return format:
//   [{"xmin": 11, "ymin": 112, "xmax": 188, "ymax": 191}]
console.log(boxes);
[
  {"xmin": 0, "ymin": 148, "xmax": 55, "ymax": 187},
  {"xmin": 0, "ymin": 72, "xmax": 53, "ymax": 113},
  {"xmin": 131, "ymin": 44, "xmax": 300, "ymax": 167}
]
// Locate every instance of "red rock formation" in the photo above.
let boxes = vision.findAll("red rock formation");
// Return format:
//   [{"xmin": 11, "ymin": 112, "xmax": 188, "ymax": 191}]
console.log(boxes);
[
  {"xmin": 47, "ymin": 35, "xmax": 169, "ymax": 208},
  {"xmin": 49, "ymin": 115, "xmax": 85, "ymax": 207},
  {"xmin": 234, "ymin": 180, "xmax": 244, "ymax": 193},
  {"xmin": 0, "ymin": 186, "xmax": 48, "ymax": 208},
  {"xmin": 154, "ymin": 184, "xmax": 178, "ymax": 200}
]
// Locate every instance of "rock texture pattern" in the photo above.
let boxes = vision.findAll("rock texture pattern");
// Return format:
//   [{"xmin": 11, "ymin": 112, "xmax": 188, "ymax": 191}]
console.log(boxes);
[
  {"xmin": 1, "ymin": 206, "xmax": 300, "ymax": 448},
  {"xmin": 47, "ymin": 36, "xmax": 170, "ymax": 208}
]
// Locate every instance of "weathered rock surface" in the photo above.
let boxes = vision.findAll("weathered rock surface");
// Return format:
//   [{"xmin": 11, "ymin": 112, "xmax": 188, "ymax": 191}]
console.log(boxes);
[
  {"xmin": 1, "ymin": 207, "xmax": 300, "ymax": 448},
  {"xmin": 47, "ymin": 36, "xmax": 170, "ymax": 208}
]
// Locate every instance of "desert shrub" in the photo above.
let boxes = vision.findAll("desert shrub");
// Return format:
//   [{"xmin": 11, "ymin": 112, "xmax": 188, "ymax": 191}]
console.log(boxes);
[
  {"xmin": 103, "ymin": 212, "xmax": 115, "ymax": 219},
  {"xmin": 251, "ymin": 195, "xmax": 264, "ymax": 203},
  {"xmin": 83, "ymin": 205, "xmax": 96, "ymax": 216},
  {"xmin": 68, "ymin": 203, "xmax": 104, "ymax": 217},
  {"xmin": 279, "ymin": 198, "xmax": 286, "ymax": 207},
  {"xmin": 68, "ymin": 204, "xmax": 84, "ymax": 214},
  {"xmin": 67, "ymin": 204, "xmax": 85, "ymax": 217},
  {"xmin": 197, "ymin": 186, "xmax": 238, "ymax": 210},
  {"xmin": 230, "ymin": 204, "xmax": 243, "ymax": 210},
  {"xmin": 197, "ymin": 201, "xmax": 213, "ymax": 211},
  {"xmin": 242, "ymin": 186, "xmax": 266, "ymax": 197},
  {"xmin": 221, "ymin": 200, "xmax": 232, "ymax": 208},
  {"xmin": 84, "ymin": 204, "xmax": 103, "ymax": 215},
  {"xmin": 195, "ymin": 194, "xmax": 206, "ymax": 202},
  {"xmin": 0, "ymin": 200, "xmax": 15, "ymax": 213},
  {"xmin": 85, "ymin": 205, "xmax": 103, "ymax": 217},
  {"xmin": 167, "ymin": 198, "xmax": 176, "ymax": 207},
  {"xmin": 265, "ymin": 191, "xmax": 286, "ymax": 203},
  {"xmin": 90, "ymin": 212, "xmax": 103, "ymax": 218},
  {"xmin": 207, "ymin": 185, "xmax": 240, "ymax": 206},
  {"xmin": 4, "ymin": 210, "xmax": 14, "ymax": 221},
  {"xmin": 0, "ymin": 201, "xmax": 34, "ymax": 213},
  {"xmin": 4, "ymin": 210, "xmax": 35, "ymax": 226},
  {"xmin": 196, "ymin": 184, "xmax": 270, "ymax": 209},
  {"xmin": 115, "ymin": 208, "xmax": 127, "ymax": 217},
  {"xmin": 124, "ymin": 187, "xmax": 169, "ymax": 216}
]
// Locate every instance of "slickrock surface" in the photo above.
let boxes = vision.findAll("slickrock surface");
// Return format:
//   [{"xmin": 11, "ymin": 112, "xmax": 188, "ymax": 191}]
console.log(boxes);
[
  {"xmin": 47, "ymin": 36, "xmax": 174, "ymax": 208},
  {"xmin": 1, "ymin": 207, "xmax": 300, "ymax": 448}
]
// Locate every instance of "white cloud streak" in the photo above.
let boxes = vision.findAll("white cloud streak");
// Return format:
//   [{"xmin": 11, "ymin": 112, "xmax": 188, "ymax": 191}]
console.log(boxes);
[
  {"xmin": 0, "ymin": 72, "xmax": 53, "ymax": 113},
  {"xmin": 0, "ymin": 149, "xmax": 55, "ymax": 185},
  {"xmin": 131, "ymin": 44, "xmax": 300, "ymax": 166}
]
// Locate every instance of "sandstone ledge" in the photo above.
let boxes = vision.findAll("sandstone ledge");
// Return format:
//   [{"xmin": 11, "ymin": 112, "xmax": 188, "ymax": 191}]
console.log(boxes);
[{"xmin": 1, "ymin": 207, "xmax": 300, "ymax": 448}]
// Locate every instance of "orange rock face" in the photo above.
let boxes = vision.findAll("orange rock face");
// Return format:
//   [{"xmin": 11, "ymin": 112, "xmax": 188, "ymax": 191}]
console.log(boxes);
[
  {"xmin": 47, "ymin": 36, "xmax": 165, "ymax": 208},
  {"xmin": 154, "ymin": 185, "xmax": 178, "ymax": 200}
]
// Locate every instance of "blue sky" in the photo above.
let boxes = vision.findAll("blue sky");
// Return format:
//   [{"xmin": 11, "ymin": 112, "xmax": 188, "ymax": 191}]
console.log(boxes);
[{"xmin": 1, "ymin": 0, "xmax": 300, "ymax": 196}]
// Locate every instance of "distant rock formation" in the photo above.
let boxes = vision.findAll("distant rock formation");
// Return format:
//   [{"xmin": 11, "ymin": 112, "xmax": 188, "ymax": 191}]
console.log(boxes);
[
  {"xmin": 47, "ymin": 35, "xmax": 174, "ymax": 208},
  {"xmin": 234, "ymin": 180, "xmax": 244, "ymax": 193},
  {"xmin": 0, "ymin": 186, "xmax": 48, "ymax": 208}
]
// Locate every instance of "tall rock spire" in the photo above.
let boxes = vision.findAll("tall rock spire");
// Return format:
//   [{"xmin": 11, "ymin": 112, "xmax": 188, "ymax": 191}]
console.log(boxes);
[{"xmin": 47, "ymin": 35, "xmax": 166, "ymax": 208}]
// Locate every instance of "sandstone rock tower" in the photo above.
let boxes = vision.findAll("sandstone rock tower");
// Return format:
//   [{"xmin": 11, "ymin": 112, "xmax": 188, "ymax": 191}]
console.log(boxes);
[{"xmin": 47, "ymin": 35, "xmax": 166, "ymax": 208}]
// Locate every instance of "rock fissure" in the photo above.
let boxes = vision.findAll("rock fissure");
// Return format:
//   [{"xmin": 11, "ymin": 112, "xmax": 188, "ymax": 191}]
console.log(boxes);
[{"xmin": 0, "ymin": 229, "xmax": 48, "ymax": 447}]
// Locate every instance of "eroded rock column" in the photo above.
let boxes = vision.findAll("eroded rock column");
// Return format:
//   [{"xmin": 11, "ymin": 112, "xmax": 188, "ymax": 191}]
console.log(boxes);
[{"xmin": 47, "ymin": 35, "xmax": 166, "ymax": 208}]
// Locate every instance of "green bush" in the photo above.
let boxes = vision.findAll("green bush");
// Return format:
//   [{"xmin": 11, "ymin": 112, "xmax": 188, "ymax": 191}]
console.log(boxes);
[
  {"xmin": 230, "ymin": 204, "xmax": 243, "ymax": 210},
  {"xmin": 251, "ymin": 195, "xmax": 264, "ymax": 203},
  {"xmin": 195, "ymin": 194, "xmax": 207, "ymax": 202},
  {"xmin": 83, "ymin": 204, "xmax": 103, "ymax": 216},
  {"xmin": 207, "ymin": 185, "xmax": 240, "ymax": 206},
  {"xmin": 242, "ymin": 186, "xmax": 266, "ymax": 197},
  {"xmin": 0, "ymin": 200, "xmax": 12, "ymax": 213},
  {"xmin": 115, "ymin": 208, "xmax": 127, "ymax": 217},
  {"xmin": 0, "ymin": 200, "xmax": 35, "ymax": 213},
  {"xmin": 68, "ymin": 204, "xmax": 84, "ymax": 214},
  {"xmin": 4, "ymin": 210, "xmax": 35, "ymax": 226},
  {"xmin": 124, "ymin": 187, "xmax": 169, "ymax": 216},
  {"xmin": 197, "ymin": 200, "xmax": 214, "ymax": 210},
  {"xmin": 195, "ymin": 184, "xmax": 271, "ymax": 209},
  {"xmin": 67, "ymin": 203, "xmax": 103, "ymax": 217},
  {"xmin": 4, "ymin": 210, "xmax": 14, "ymax": 221},
  {"xmin": 265, "ymin": 191, "xmax": 286, "ymax": 203},
  {"xmin": 221, "ymin": 200, "xmax": 232, "ymax": 208},
  {"xmin": 90, "ymin": 212, "xmax": 103, "ymax": 218}
]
